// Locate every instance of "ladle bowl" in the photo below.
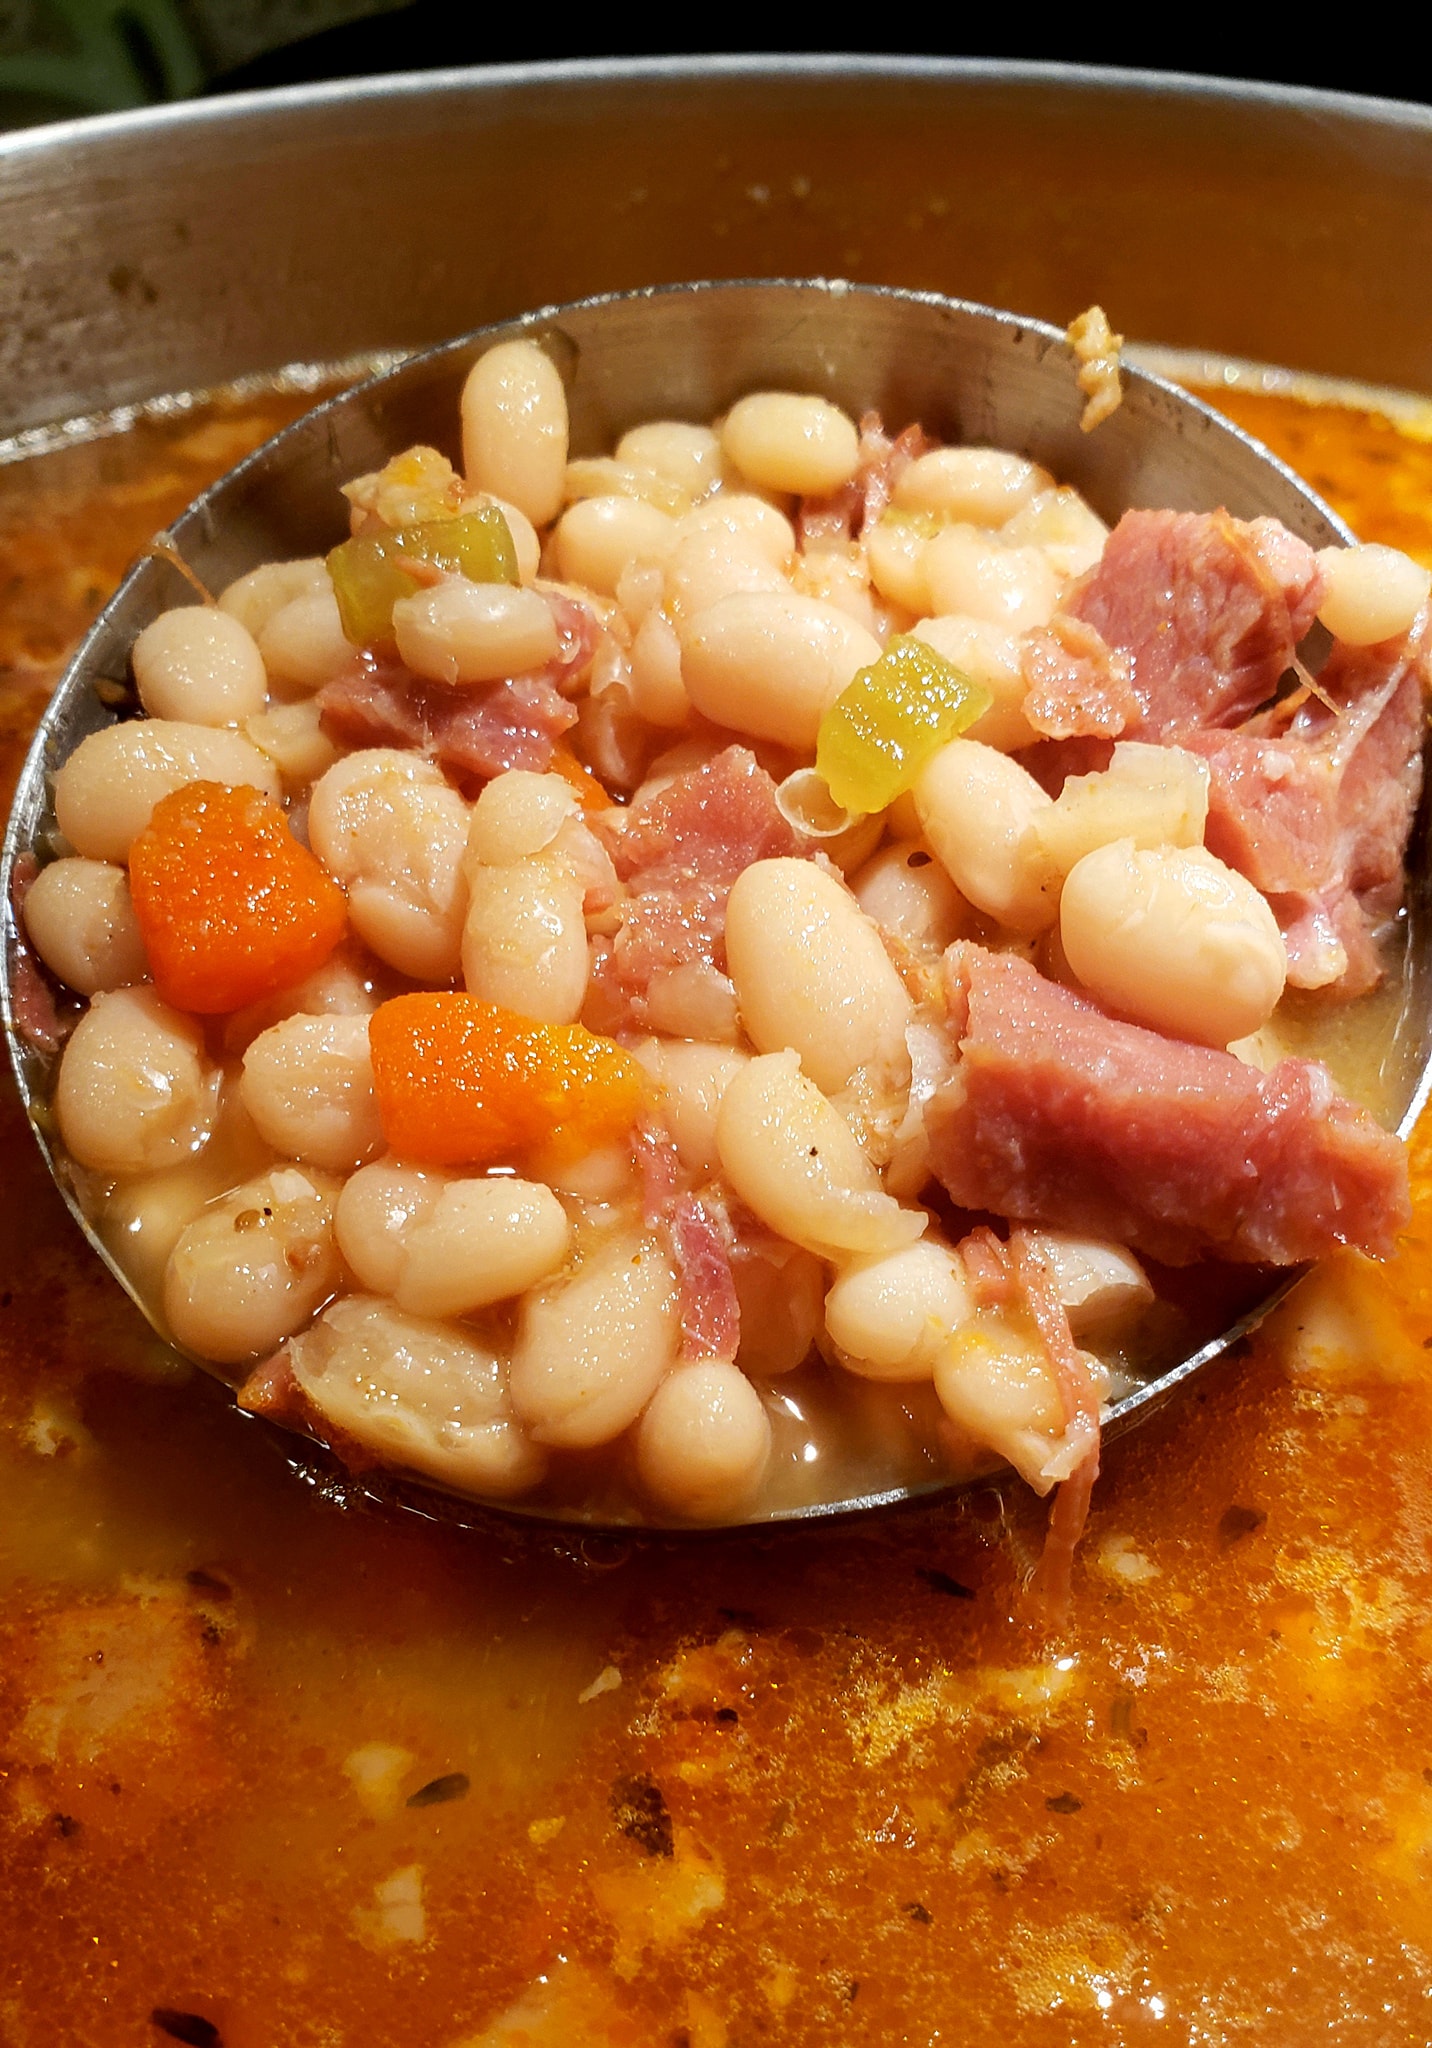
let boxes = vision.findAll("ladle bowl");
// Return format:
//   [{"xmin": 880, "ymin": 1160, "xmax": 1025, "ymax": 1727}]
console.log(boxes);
[{"xmin": 5, "ymin": 277, "xmax": 1427, "ymax": 1528}]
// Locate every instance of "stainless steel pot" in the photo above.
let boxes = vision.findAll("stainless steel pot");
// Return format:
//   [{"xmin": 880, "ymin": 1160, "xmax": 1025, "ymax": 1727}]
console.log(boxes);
[{"xmin": 2, "ymin": 59, "xmax": 1431, "ymax": 443}]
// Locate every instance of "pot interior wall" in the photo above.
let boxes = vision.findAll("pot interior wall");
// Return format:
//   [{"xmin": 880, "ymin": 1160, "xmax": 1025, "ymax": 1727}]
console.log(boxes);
[{"xmin": 2, "ymin": 60, "xmax": 1431, "ymax": 434}]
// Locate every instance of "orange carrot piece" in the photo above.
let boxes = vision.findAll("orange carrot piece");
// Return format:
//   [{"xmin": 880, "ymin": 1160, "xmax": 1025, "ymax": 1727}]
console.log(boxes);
[
  {"xmin": 369, "ymin": 991, "xmax": 645, "ymax": 1169},
  {"xmin": 548, "ymin": 741, "xmax": 616, "ymax": 810},
  {"xmin": 129, "ymin": 781, "xmax": 347, "ymax": 1014}
]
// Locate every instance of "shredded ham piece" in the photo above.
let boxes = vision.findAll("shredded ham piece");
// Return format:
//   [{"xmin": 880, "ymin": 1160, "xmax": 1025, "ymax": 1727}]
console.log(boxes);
[
  {"xmin": 959, "ymin": 1225, "xmax": 1017, "ymax": 1309},
  {"xmin": 1010, "ymin": 1230, "xmax": 1103, "ymax": 1621},
  {"xmin": 632, "ymin": 1120, "xmax": 741, "ymax": 1363}
]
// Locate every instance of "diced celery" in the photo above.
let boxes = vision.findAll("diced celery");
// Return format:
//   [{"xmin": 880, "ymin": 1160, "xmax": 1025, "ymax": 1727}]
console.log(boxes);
[
  {"xmin": 398, "ymin": 507, "xmax": 519, "ymax": 587},
  {"xmin": 328, "ymin": 532, "xmax": 417, "ymax": 647},
  {"xmin": 816, "ymin": 635, "xmax": 993, "ymax": 815},
  {"xmin": 327, "ymin": 507, "xmax": 519, "ymax": 648}
]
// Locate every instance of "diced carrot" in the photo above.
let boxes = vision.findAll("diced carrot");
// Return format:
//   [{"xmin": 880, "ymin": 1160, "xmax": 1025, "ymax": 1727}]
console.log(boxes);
[
  {"xmin": 548, "ymin": 740, "xmax": 616, "ymax": 810},
  {"xmin": 129, "ymin": 781, "xmax": 347, "ymax": 1014},
  {"xmin": 369, "ymin": 991, "xmax": 645, "ymax": 1169}
]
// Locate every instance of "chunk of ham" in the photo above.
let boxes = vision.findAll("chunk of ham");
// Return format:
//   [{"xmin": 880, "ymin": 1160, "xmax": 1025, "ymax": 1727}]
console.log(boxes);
[
  {"xmin": 587, "ymin": 746, "xmax": 801, "ymax": 1031},
  {"xmin": 1186, "ymin": 608, "xmax": 1428, "ymax": 992},
  {"xmin": 1020, "ymin": 615, "xmax": 1139, "ymax": 740},
  {"xmin": 1064, "ymin": 509, "xmax": 1328, "ymax": 739},
  {"xmin": 928, "ymin": 945, "xmax": 1409, "ymax": 1267},
  {"xmin": 318, "ymin": 660, "xmax": 577, "ymax": 789}
]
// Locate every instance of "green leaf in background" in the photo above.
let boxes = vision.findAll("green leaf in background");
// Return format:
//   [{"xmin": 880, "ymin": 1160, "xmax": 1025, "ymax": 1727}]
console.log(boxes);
[{"xmin": 0, "ymin": 0, "xmax": 409, "ymax": 121}]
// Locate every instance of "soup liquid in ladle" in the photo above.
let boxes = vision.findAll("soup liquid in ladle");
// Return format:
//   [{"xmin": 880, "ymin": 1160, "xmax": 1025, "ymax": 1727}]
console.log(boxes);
[{"xmin": 3, "ymin": 367, "xmax": 1432, "ymax": 2044}]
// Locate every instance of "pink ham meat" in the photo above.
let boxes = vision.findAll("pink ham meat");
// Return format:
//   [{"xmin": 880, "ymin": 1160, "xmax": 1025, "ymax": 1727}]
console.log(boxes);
[
  {"xmin": 588, "ymin": 746, "xmax": 800, "ymax": 1030},
  {"xmin": 319, "ymin": 661, "xmax": 577, "ymax": 786},
  {"xmin": 633, "ymin": 1121, "xmax": 741, "ymax": 1362},
  {"xmin": 1186, "ymin": 609, "xmax": 1428, "ymax": 993},
  {"xmin": 1064, "ymin": 509, "xmax": 1327, "ymax": 739},
  {"xmin": 1020, "ymin": 615, "xmax": 1140, "ymax": 740},
  {"xmin": 316, "ymin": 593, "xmax": 595, "ymax": 789},
  {"xmin": 927, "ymin": 945, "xmax": 1409, "ymax": 1267},
  {"xmin": 795, "ymin": 413, "xmax": 930, "ymax": 549}
]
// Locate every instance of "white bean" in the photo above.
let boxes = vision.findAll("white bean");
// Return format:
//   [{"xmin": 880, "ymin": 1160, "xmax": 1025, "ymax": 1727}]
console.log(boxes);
[
  {"xmin": 392, "ymin": 579, "xmax": 558, "ymax": 685},
  {"xmin": 1315, "ymin": 542, "xmax": 1432, "ymax": 646},
  {"xmin": 715, "ymin": 1051, "xmax": 924, "ymax": 1261},
  {"xmin": 911, "ymin": 614, "xmax": 1034, "ymax": 752},
  {"xmin": 163, "ymin": 1164, "xmax": 341, "ymax": 1364},
  {"xmin": 257, "ymin": 587, "xmax": 354, "ymax": 695},
  {"xmin": 470, "ymin": 493, "xmax": 541, "ymax": 583},
  {"xmin": 1030, "ymin": 740, "xmax": 1209, "ymax": 878},
  {"xmin": 893, "ymin": 447, "xmax": 1048, "ymax": 526},
  {"xmin": 644, "ymin": 964, "xmax": 742, "ymax": 1045},
  {"xmin": 635, "ymin": 1361, "xmax": 772, "ymax": 1520},
  {"xmin": 923, "ymin": 526, "xmax": 1059, "ymax": 631},
  {"xmin": 866, "ymin": 515, "xmax": 933, "ymax": 613},
  {"xmin": 913, "ymin": 738, "xmax": 1058, "ymax": 934},
  {"xmin": 632, "ymin": 1039, "xmax": 750, "ymax": 1178},
  {"xmin": 22, "ymin": 857, "xmax": 147, "ymax": 995},
  {"xmin": 665, "ymin": 530, "xmax": 788, "ymax": 619},
  {"xmin": 53, "ymin": 719, "xmax": 280, "ymax": 863},
  {"xmin": 1002, "ymin": 486, "xmax": 1109, "ymax": 578},
  {"xmin": 680, "ymin": 591, "xmax": 881, "ymax": 749},
  {"xmin": 824, "ymin": 1238, "xmax": 972, "ymax": 1381},
  {"xmin": 1060, "ymin": 839, "xmax": 1287, "ymax": 1046},
  {"xmin": 335, "ymin": 1159, "xmax": 444, "ymax": 1296},
  {"xmin": 628, "ymin": 606, "xmax": 691, "ymax": 727},
  {"xmin": 222, "ymin": 945, "xmax": 381, "ymax": 1058},
  {"xmin": 1017, "ymin": 1230, "xmax": 1153, "ymax": 1338},
  {"xmin": 616, "ymin": 420, "xmax": 723, "ymax": 499},
  {"xmin": 721, "ymin": 392, "xmax": 860, "ymax": 497},
  {"xmin": 731, "ymin": 1239, "xmax": 825, "ymax": 1378},
  {"xmin": 676, "ymin": 492, "xmax": 795, "ymax": 565},
  {"xmin": 465, "ymin": 769, "xmax": 577, "ymax": 866},
  {"xmin": 553, "ymin": 495, "xmax": 678, "ymax": 596},
  {"xmin": 55, "ymin": 987, "xmax": 220, "ymax": 1176},
  {"xmin": 509, "ymin": 1231, "xmax": 680, "ymax": 1448},
  {"xmin": 794, "ymin": 546, "xmax": 882, "ymax": 638},
  {"xmin": 462, "ymin": 855, "xmax": 588, "ymax": 1024},
  {"xmin": 133, "ymin": 606, "xmax": 268, "ymax": 726},
  {"xmin": 725, "ymin": 858, "xmax": 912, "ymax": 1093},
  {"xmin": 932, "ymin": 1314, "xmax": 1069, "ymax": 1490},
  {"xmin": 239, "ymin": 1012, "xmax": 382, "ymax": 1172},
  {"xmin": 286, "ymin": 1293, "xmax": 546, "ymax": 1497},
  {"xmin": 245, "ymin": 697, "xmax": 341, "ymax": 792},
  {"xmin": 396, "ymin": 1178, "xmax": 570, "ymax": 1319},
  {"xmin": 308, "ymin": 750, "xmax": 469, "ymax": 982},
  {"xmin": 461, "ymin": 339, "xmax": 569, "ymax": 529},
  {"xmin": 850, "ymin": 840, "xmax": 969, "ymax": 953},
  {"xmin": 101, "ymin": 1091, "xmax": 276, "ymax": 1302},
  {"xmin": 563, "ymin": 455, "xmax": 688, "ymax": 515},
  {"xmin": 219, "ymin": 558, "xmax": 330, "ymax": 640}
]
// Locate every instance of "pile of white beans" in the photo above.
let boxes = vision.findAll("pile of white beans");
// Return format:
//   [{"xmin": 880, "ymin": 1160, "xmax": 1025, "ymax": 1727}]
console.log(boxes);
[{"xmin": 25, "ymin": 339, "xmax": 1429, "ymax": 1523}]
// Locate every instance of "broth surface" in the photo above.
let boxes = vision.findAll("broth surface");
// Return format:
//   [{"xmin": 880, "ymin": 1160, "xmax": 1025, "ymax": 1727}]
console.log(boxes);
[{"xmin": 3, "ymin": 382, "xmax": 1432, "ymax": 2046}]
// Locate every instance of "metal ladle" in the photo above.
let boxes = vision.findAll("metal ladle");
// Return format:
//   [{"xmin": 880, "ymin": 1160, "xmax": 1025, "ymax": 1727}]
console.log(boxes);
[{"xmin": 4, "ymin": 280, "xmax": 1428, "ymax": 1528}]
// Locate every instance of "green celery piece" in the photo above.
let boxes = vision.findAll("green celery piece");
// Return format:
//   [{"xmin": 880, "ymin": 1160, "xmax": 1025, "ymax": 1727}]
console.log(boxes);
[
  {"xmin": 328, "ymin": 506, "xmax": 519, "ymax": 648},
  {"xmin": 816, "ymin": 635, "xmax": 993, "ymax": 816},
  {"xmin": 398, "ymin": 507, "xmax": 519, "ymax": 586},
  {"xmin": 327, "ymin": 532, "xmax": 417, "ymax": 647}
]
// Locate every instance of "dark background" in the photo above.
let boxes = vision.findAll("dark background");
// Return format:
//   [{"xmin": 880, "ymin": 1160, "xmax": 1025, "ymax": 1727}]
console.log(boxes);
[
  {"xmin": 215, "ymin": 18, "xmax": 1427, "ymax": 106},
  {"xmin": 0, "ymin": 2, "xmax": 1424, "ymax": 130}
]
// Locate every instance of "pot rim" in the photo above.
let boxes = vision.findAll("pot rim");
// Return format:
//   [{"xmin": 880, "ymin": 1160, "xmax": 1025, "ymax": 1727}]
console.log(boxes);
[{"xmin": 2, "ymin": 52, "xmax": 1431, "ymax": 164}]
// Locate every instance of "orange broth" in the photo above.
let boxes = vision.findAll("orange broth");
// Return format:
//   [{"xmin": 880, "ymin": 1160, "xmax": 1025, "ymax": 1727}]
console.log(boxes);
[{"xmin": 2, "ymin": 385, "xmax": 1432, "ymax": 2047}]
